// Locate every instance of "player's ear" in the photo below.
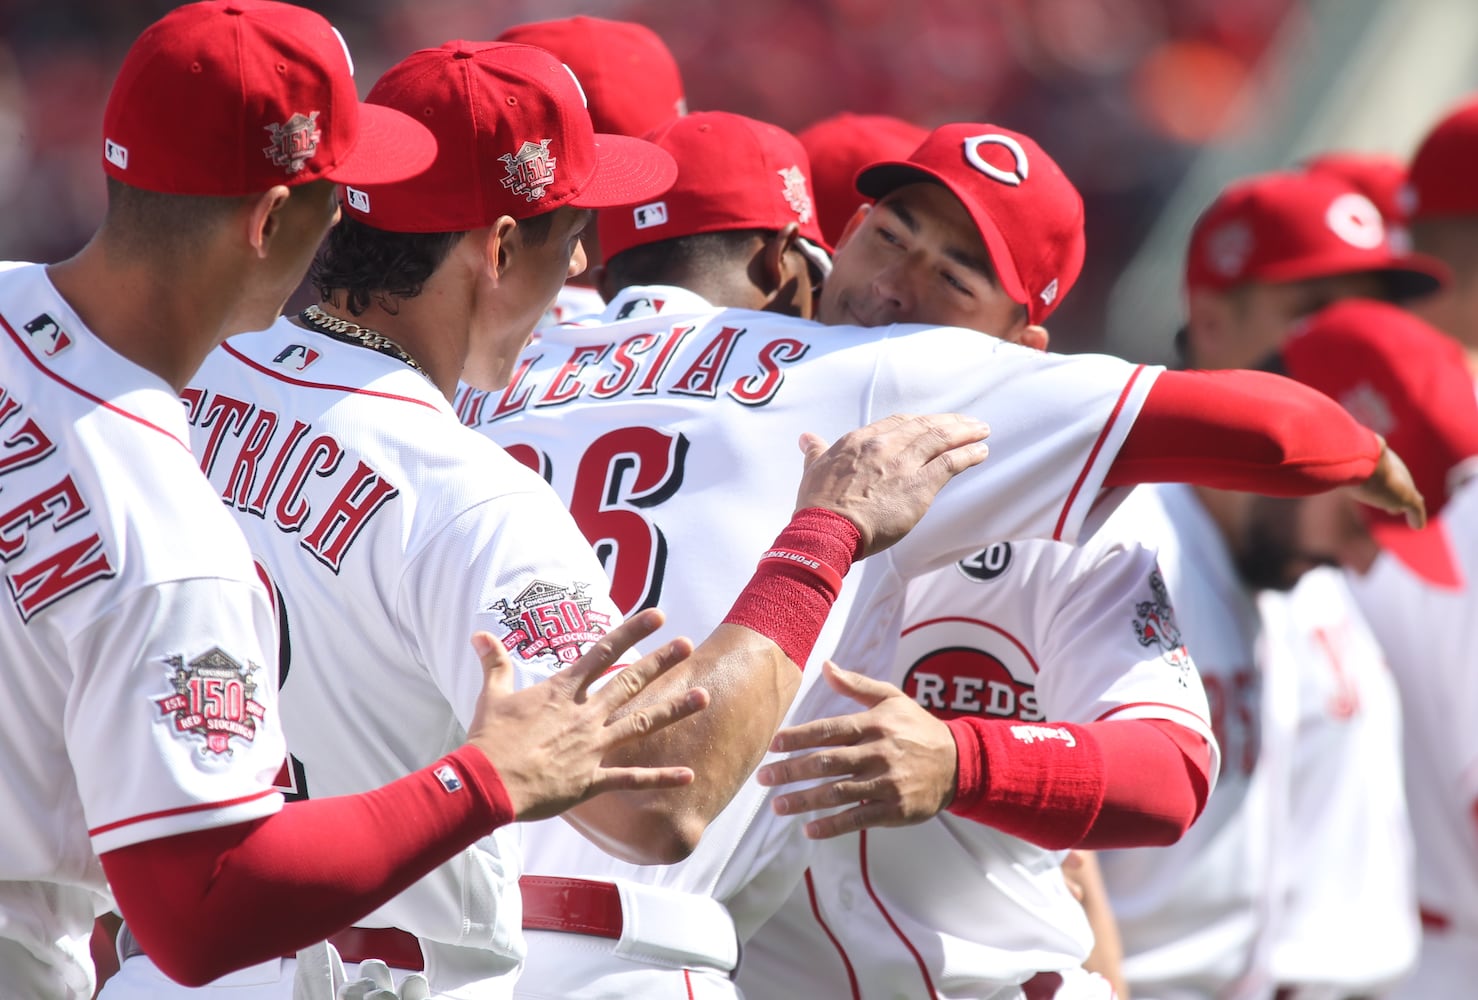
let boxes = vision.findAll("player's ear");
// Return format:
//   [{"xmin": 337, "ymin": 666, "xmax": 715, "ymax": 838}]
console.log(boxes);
[
  {"xmin": 760, "ymin": 223, "xmax": 803, "ymax": 294},
  {"xmin": 245, "ymin": 185, "xmax": 293, "ymax": 259},
  {"xmin": 833, "ymin": 203, "xmax": 870, "ymax": 252},
  {"xmin": 481, "ymin": 216, "xmax": 520, "ymax": 286},
  {"xmin": 1017, "ymin": 324, "xmax": 1050, "ymax": 352}
]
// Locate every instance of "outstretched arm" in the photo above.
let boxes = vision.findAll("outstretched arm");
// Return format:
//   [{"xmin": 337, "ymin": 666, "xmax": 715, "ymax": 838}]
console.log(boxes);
[{"xmin": 101, "ymin": 612, "xmax": 706, "ymax": 986}]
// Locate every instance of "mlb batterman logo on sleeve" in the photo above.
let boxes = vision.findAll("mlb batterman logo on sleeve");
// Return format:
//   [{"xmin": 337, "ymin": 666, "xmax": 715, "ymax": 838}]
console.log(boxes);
[{"xmin": 101, "ymin": 0, "xmax": 436, "ymax": 196}]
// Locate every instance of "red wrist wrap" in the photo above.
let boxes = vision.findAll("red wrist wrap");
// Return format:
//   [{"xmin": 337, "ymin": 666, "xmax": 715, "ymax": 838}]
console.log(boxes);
[{"xmin": 722, "ymin": 507, "xmax": 862, "ymax": 669}]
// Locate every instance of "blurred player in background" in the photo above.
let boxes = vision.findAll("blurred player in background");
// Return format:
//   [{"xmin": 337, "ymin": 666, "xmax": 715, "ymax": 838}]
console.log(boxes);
[
  {"xmin": 1270, "ymin": 299, "xmax": 1478, "ymax": 1000},
  {"xmin": 798, "ymin": 111, "xmax": 928, "ymax": 248},
  {"xmin": 1098, "ymin": 167, "xmax": 1434, "ymax": 1000},
  {"xmin": 497, "ymin": 15, "xmax": 688, "ymax": 325}
]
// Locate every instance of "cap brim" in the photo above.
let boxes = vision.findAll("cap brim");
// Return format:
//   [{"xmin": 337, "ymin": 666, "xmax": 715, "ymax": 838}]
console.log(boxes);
[
  {"xmin": 566, "ymin": 134, "xmax": 678, "ymax": 209},
  {"xmin": 1368, "ymin": 514, "xmax": 1464, "ymax": 589},
  {"xmin": 324, "ymin": 103, "xmax": 438, "ymax": 187},
  {"xmin": 1252, "ymin": 249, "xmax": 1450, "ymax": 303},
  {"xmin": 855, "ymin": 161, "xmax": 1028, "ymax": 306}
]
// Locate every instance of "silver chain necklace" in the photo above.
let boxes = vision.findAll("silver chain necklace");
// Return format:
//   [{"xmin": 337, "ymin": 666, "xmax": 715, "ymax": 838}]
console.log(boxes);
[{"xmin": 298, "ymin": 304, "xmax": 429, "ymax": 379}]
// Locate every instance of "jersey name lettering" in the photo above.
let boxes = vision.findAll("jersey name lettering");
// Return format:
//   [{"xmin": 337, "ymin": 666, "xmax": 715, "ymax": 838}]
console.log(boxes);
[
  {"xmin": 459, "ymin": 322, "xmax": 811, "ymax": 426},
  {"xmin": 0, "ymin": 383, "xmax": 115, "ymax": 619},
  {"xmin": 183, "ymin": 388, "xmax": 399, "ymax": 573}
]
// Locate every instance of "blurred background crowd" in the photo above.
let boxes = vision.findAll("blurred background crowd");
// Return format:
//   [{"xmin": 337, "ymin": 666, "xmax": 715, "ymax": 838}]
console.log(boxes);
[{"xmin": 5, "ymin": 0, "xmax": 1476, "ymax": 357}]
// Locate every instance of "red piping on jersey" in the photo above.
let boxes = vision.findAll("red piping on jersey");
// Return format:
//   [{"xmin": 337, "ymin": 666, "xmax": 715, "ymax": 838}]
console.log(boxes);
[
  {"xmin": 859, "ymin": 830, "xmax": 939, "ymax": 997},
  {"xmin": 220, "ymin": 342, "xmax": 442, "ymax": 412},
  {"xmin": 0, "ymin": 310, "xmax": 190, "ymax": 452},
  {"xmin": 805, "ymin": 868, "xmax": 861, "ymax": 1000},
  {"xmin": 683, "ymin": 968, "xmax": 695, "ymax": 999},
  {"xmin": 1053, "ymin": 364, "xmax": 1146, "ymax": 541},
  {"xmin": 88, "ymin": 787, "xmax": 279, "ymax": 837},
  {"xmin": 902, "ymin": 615, "xmax": 1041, "ymax": 674},
  {"xmin": 1094, "ymin": 702, "xmax": 1211, "ymax": 730}
]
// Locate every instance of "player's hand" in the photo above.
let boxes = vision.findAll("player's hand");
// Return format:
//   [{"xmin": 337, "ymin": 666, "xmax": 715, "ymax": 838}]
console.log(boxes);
[
  {"xmin": 793, "ymin": 412, "xmax": 990, "ymax": 557},
  {"xmin": 756, "ymin": 660, "xmax": 957, "ymax": 838},
  {"xmin": 464, "ymin": 608, "xmax": 710, "ymax": 822},
  {"xmin": 1349, "ymin": 435, "xmax": 1425, "ymax": 528}
]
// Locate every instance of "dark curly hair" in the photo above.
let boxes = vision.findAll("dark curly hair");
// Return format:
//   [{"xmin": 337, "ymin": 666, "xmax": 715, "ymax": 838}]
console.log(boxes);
[{"xmin": 309, "ymin": 212, "xmax": 558, "ymax": 315}]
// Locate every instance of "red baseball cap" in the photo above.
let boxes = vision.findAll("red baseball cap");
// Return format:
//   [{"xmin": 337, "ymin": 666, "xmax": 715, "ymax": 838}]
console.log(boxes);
[
  {"xmin": 103, "ymin": 0, "xmax": 435, "ymax": 196},
  {"xmin": 599, "ymin": 111, "xmax": 831, "ymax": 273},
  {"xmin": 1281, "ymin": 298, "xmax": 1478, "ymax": 588},
  {"xmin": 342, "ymin": 41, "xmax": 677, "ymax": 234},
  {"xmin": 854, "ymin": 123, "xmax": 1084, "ymax": 324},
  {"xmin": 797, "ymin": 113, "xmax": 929, "ymax": 248},
  {"xmin": 1404, "ymin": 96, "xmax": 1478, "ymax": 221},
  {"xmin": 1303, "ymin": 152, "xmax": 1409, "ymax": 228},
  {"xmin": 1185, "ymin": 171, "xmax": 1445, "ymax": 300},
  {"xmin": 497, "ymin": 16, "xmax": 686, "ymax": 138}
]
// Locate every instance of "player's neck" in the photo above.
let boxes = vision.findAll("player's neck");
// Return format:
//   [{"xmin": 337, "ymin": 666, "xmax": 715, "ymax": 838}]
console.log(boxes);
[
  {"xmin": 308, "ymin": 293, "xmax": 462, "ymax": 401},
  {"xmin": 46, "ymin": 241, "xmax": 236, "ymax": 393}
]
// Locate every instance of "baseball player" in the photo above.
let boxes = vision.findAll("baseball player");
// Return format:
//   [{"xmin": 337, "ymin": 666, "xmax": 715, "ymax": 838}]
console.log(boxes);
[
  {"xmin": 1268, "ymin": 299, "xmax": 1478, "ymax": 999},
  {"xmin": 738, "ymin": 122, "xmax": 1225, "ymax": 1000},
  {"xmin": 498, "ymin": 15, "xmax": 689, "ymax": 328},
  {"xmin": 797, "ymin": 111, "xmax": 928, "ymax": 247},
  {"xmin": 102, "ymin": 42, "xmax": 990, "ymax": 1000},
  {"xmin": 0, "ymin": 4, "xmax": 723, "ymax": 998},
  {"xmin": 1402, "ymin": 95, "xmax": 1478, "ymax": 380},
  {"xmin": 463, "ymin": 113, "xmax": 1423, "ymax": 998},
  {"xmin": 1095, "ymin": 169, "xmax": 1430, "ymax": 1000}
]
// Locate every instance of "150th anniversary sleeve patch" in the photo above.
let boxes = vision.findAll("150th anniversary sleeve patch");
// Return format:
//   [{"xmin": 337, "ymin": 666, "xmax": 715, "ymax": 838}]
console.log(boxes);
[
  {"xmin": 155, "ymin": 647, "xmax": 267, "ymax": 756},
  {"xmin": 489, "ymin": 579, "xmax": 611, "ymax": 664}
]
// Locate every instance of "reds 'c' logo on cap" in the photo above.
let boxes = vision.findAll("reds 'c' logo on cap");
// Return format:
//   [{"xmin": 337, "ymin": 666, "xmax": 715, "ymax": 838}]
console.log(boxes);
[
  {"xmin": 500, "ymin": 139, "xmax": 559, "ymax": 202},
  {"xmin": 963, "ymin": 133, "xmax": 1030, "ymax": 187},
  {"xmin": 1325, "ymin": 192, "xmax": 1385, "ymax": 250},
  {"xmin": 263, "ymin": 112, "xmax": 323, "ymax": 174}
]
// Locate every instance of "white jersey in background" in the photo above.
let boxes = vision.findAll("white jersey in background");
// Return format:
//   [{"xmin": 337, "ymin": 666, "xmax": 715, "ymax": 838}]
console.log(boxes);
[
  {"xmin": 538, "ymin": 284, "xmax": 606, "ymax": 329},
  {"xmin": 738, "ymin": 521, "xmax": 1217, "ymax": 1000},
  {"xmin": 1345, "ymin": 478, "xmax": 1478, "ymax": 1000},
  {"xmin": 0, "ymin": 263, "xmax": 285, "ymax": 1000},
  {"xmin": 463, "ymin": 285, "xmax": 1163, "ymax": 996},
  {"xmin": 110, "ymin": 315, "xmax": 631, "ymax": 1000},
  {"xmin": 1096, "ymin": 484, "xmax": 1286, "ymax": 1000},
  {"xmin": 1256, "ymin": 567, "xmax": 1417, "ymax": 997}
]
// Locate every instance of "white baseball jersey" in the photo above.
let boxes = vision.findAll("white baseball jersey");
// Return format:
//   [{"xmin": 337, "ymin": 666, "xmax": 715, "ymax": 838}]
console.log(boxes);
[
  {"xmin": 1257, "ymin": 567, "xmax": 1417, "ymax": 994},
  {"xmin": 538, "ymin": 283, "xmax": 606, "ymax": 329},
  {"xmin": 1345, "ymin": 478, "xmax": 1478, "ymax": 998},
  {"xmin": 738, "ymin": 520, "xmax": 1217, "ymax": 1000},
  {"xmin": 156, "ymin": 316, "xmax": 632, "ymax": 996},
  {"xmin": 0, "ymin": 263, "xmax": 284, "ymax": 1000},
  {"xmin": 1095, "ymin": 484, "xmax": 1286, "ymax": 1000},
  {"xmin": 462, "ymin": 285, "xmax": 1163, "ymax": 980}
]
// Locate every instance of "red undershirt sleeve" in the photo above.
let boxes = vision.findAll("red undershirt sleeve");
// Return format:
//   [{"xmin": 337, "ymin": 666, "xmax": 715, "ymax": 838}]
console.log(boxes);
[
  {"xmin": 1106, "ymin": 369, "xmax": 1381, "ymax": 494},
  {"xmin": 945, "ymin": 717, "xmax": 1212, "ymax": 851},
  {"xmin": 99, "ymin": 745, "xmax": 512, "ymax": 987}
]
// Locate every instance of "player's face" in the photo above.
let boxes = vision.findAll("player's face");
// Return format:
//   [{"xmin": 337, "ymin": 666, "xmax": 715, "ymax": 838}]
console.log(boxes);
[
  {"xmin": 1189, "ymin": 271, "xmax": 1386, "ymax": 371},
  {"xmin": 1235, "ymin": 494, "xmax": 1333, "ymax": 591},
  {"xmin": 464, "ymin": 206, "xmax": 592, "ymax": 390},
  {"xmin": 820, "ymin": 182, "xmax": 1030, "ymax": 337}
]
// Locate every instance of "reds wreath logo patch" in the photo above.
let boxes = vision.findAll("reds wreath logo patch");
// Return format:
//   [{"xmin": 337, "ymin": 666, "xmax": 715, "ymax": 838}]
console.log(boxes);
[
  {"xmin": 499, "ymin": 140, "xmax": 558, "ymax": 202},
  {"xmin": 1133, "ymin": 568, "xmax": 1193, "ymax": 685},
  {"xmin": 491, "ymin": 580, "xmax": 611, "ymax": 663},
  {"xmin": 156, "ymin": 647, "xmax": 267, "ymax": 755},
  {"xmin": 262, "ymin": 112, "xmax": 322, "ymax": 175}
]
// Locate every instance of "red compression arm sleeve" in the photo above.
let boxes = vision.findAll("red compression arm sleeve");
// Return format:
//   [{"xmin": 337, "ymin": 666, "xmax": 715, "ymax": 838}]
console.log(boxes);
[
  {"xmin": 99, "ymin": 746, "xmax": 512, "ymax": 987},
  {"xmin": 1106, "ymin": 369, "xmax": 1380, "ymax": 494},
  {"xmin": 946, "ymin": 717, "xmax": 1212, "ymax": 850}
]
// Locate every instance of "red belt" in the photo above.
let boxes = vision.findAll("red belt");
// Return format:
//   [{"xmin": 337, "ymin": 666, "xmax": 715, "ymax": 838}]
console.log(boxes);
[
  {"xmin": 520, "ymin": 875, "xmax": 624, "ymax": 939},
  {"xmin": 283, "ymin": 926, "xmax": 423, "ymax": 970}
]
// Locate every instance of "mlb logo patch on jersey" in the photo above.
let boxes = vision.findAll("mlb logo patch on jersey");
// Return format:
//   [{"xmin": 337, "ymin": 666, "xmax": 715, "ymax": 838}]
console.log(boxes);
[
  {"xmin": 23, "ymin": 313, "xmax": 72, "ymax": 358},
  {"xmin": 434, "ymin": 763, "xmax": 463, "ymax": 794},
  {"xmin": 271, "ymin": 344, "xmax": 321, "ymax": 372}
]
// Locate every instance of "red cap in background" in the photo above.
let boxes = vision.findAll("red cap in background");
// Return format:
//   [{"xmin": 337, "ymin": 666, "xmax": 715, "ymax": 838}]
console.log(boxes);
[
  {"xmin": 1185, "ymin": 170, "xmax": 1445, "ymax": 300},
  {"xmin": 797, "ymin": 112, "xmax": 928, "ymax": 248},
  {"xmin": 1404, "ymin": 96, "xmax": 1478, "ymax": 222},
  {"xmin": 1303, "ymin": 151, "xmax": 1409, "ymax": 233},
  {"xmin": 854, "ymin": 123, "xmax": 1084, "ymax": 324},
  {"xmin": 103, "ymin": 0, "xmax": 435, "ymax": 196},
  {"xmin": 497, "ymin": 16, "xmax": 686, "ymax": 138},
  {"xmin": 343, "ymin": 41, "xmax": 676, "ymax": 234},
  {"xmin": 1281, "ymin": 298, "xmax": 1478, "ymax": 588},
  {"xmin": 599, "ymin": 111, "xmax": 829, "ymax": 274}
]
